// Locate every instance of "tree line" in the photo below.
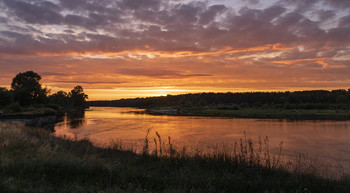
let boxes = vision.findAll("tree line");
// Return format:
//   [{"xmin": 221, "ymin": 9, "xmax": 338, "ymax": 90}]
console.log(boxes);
[
  {"xmin": 88, "ymin": 90, "xmax": 350, "ymax": 110},
  {"xmin": 0, "ymin": 71, "xmax": 88, "ymax": 112}
]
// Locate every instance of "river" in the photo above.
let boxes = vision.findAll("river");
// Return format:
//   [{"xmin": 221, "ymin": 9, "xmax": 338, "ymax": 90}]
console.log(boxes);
[{"xmin": 54, "ymin": 106, "xmax": 350, "ymax": 177}]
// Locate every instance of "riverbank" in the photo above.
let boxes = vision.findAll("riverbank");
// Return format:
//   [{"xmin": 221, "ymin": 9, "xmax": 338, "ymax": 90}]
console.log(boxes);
[
  {"xmin": 0, "ymin": 104, "xmax": 88, "ymax": 130},
  {"xmin": 1, "ymin": 122, "xmax": 349, "ymax": 192},
  {"xmin": 146, "ymin": 106, "xmax": 350, "ymax": 120},
  {"xmin": 0, "ymin": 107, "xmax": 62, "ymax": 131},
  {"xmin": 0, "ymin": 106, "xmax": 57, "ymax": 117}
]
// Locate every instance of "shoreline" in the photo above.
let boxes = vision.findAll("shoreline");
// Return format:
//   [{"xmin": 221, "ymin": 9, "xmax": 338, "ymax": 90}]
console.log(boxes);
[
  {"xmin": 126, "ymin": 106, "xmax": 350, "ymax": 120},
  {"xmin": 0, "ymin": 107, "xmax": 86, "ymax": 128},
  {"xmin": 0, "ymin": 112, "xmax": 57, "ymax": 119},
  {"xmin": 0, "ymin": 109, "xmax": 67, "ymax": 130},
  {"xmin": 0, "ymin": 114, "xmax": 61, "ymax": 131}
]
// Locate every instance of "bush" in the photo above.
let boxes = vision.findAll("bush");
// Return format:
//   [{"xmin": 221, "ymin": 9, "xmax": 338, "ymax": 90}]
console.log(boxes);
[
  {"xmin": 46, "ymin": 104, "xmax": 60, "ymax": 110},
  {"xmin": 0, "ymin": 87, "xmax": 13, "ymax": 107},
  {"xmin": 6, "ymin": 102, "xmax": 22, "ymax": 113},
  {"xmin": 216, "ymin": 104, "xmax": 240, "ymax": 110}
]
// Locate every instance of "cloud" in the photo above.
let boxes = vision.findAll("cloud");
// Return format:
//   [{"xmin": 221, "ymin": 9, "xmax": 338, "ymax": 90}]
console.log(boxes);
[
  {"xmin": 63, "ymin": 29, "xmax": 75, "ymax": 34},
  {"xmin": 0, "ymin": 0, "xmax": 350, "ymax": 99},
  {"xmin": 326, "ymin": 27, "xmax": 350, "ymax": 42},
  {"xmin": 2, "ymin": 0, "xmax": 63, "ymax": 24},
  {"xmin": 118, "ymin": 68, "xmax": 211, "ymax": 79},
  {"xmin": 0, "ymin": 17, "xmax": 8, "ymax": 23},
  {"xmin": 241, "ymin": 0, "xmax": 260, "ymax": 5},
  {"xmin": 0, "ymin": 0, "xmax": 347, "ymax": 56},
  {"xmin": 54, "ymin": 80, "xmax": 127, "ymax": 85},
  {"xmin": 316, "ymin": 10, "xmax": 336, "ymax": 22},
  {"xmin": 278, "ymin": 0, "xmax": 318, "ymax": 13},
  {"xmin": 119, "ymin": 0, "xmax": 161, "ymax": 10},
  {"xmin": 322, "ymin": 0, "xmax": 350, "ymax": 9},
  {"xmin": 198, "ymin": 4, "xmax": 227, "ymax": 25},
  {"xmin": 261, "ymin": 6, "xmax": 287, "ymax": 21},
  {"xmin": 338, "ymin": 15, "xmax": 350, "ymax": 28},
  {"xmin": 59, "ymin": 0, "xmax": 87, "ymax": 10}
]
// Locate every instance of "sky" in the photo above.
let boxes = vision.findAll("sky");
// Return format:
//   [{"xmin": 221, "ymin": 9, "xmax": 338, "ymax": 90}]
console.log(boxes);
[{"xmin": 0, "ymin": 0, "xmax": 350, "ymax": 100}]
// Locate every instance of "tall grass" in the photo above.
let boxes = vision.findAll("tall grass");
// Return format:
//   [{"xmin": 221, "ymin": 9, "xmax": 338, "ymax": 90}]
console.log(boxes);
[
  {"xmin": 146, "ymin": 133, "xmax": 285, "ymax": 173},
  {"xmin": 111, "ymin": 129, "xmax": 346, "ymax": 180}
]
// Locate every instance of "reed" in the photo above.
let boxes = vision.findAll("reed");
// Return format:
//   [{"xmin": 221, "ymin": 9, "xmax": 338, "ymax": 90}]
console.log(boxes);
[{"xmin": 137, "ymin": 130, "xmax": 345, "ymax": 180}]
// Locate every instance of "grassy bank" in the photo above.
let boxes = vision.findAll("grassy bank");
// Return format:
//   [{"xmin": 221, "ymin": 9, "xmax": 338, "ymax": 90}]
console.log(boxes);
[
  {"xmin": 0, "ymin": 104, "xmax": 57, "ymax": 117},
  {"xmin": 0, "ymin": 123, "xmax": 349, "ymax": 192},
  {"xmin": 147, "ymin": 106, "xmax": 350, "ymax": 120}
]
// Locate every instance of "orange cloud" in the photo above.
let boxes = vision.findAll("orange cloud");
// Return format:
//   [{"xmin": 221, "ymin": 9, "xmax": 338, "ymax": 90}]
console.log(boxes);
[{"xmin": 272, "ymin": 58, "xmax": 329, "ymax": 65}]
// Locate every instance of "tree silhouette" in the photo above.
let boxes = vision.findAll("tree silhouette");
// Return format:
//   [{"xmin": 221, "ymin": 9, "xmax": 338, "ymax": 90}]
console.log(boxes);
[
  {"xmin": 11, "ymin": 71, "xmax": 49, "ymax": 105},
  {"xmin": 49, "ymin": 91, "xmax": 69, "ymax": 106},
  {"xmin": 0, "ymin": 87, "xmax": 13, "ymax": 107},
  {"xmin": 69, "ymin": 85, "xmax": 88, "ymax": 108}
]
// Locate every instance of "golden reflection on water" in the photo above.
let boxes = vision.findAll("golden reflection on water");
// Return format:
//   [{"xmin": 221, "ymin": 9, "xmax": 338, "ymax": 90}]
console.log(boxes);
[{"xmin": 54, "ymin": 107, "xmax": 350, "ymax": 175}]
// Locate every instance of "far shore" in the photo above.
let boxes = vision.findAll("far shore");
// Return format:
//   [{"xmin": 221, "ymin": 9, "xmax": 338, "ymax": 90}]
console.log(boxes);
[{"xmin": 95, "ymin": 105, "xmax": 350, "ymax": 120}]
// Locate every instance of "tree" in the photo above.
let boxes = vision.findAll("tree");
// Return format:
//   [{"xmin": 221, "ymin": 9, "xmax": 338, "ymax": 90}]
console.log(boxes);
[
  {"xmin": 69, "ymin": 85, "xmax": 88, "ymax": 108},
  {"xmin": 0, "ymin": 87, "xmax": 13, "ymax": 107},
  {"xmin": 11, "ymin": 71, "xmax": 49, "ymax": 106},
  {"xmin": 49, "ymin": 91, "xmax": 69, "ymax": 106}
]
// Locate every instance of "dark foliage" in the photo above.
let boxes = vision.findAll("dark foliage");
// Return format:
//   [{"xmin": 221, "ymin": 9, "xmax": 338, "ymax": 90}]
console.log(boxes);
[
  {"xmin": 0, "ymin": 87, "xmax": 13, "ymax": 107},
  {"xmin": 48, "ymin": 90, "xmax": 69, "ymax": 107},
  {"xmin": 0, "ymin": 71, "xmax": 88, "ymax": 114},
  {"xmin": 48, "ymin": 86, "xmax": 88, "ymax": 109},
  {"xmin": 11, "ymin": 71, "xmax": 49, "ymax": 106},
  {"xmin": 69, "ymin": 85, "xmax": 88, "ymax": 108},
  {"xmin": 88, "ymin": 89, "xmax": 350, "ymax": 110}
]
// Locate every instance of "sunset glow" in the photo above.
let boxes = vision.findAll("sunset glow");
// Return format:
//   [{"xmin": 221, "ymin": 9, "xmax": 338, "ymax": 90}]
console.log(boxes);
[{"xmin": 1, "ymin": 0, "xmax": 350, "ymax": 99}]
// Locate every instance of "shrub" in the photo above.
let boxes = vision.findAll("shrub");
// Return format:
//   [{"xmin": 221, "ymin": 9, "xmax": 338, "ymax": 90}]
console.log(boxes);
[
  {"xmin": 6, "ymin": 102, "xmax": 22, "ymax": 113},
  {"xmin": 0, "ymin": 87, "xmax": 13, "ymax": 107}
]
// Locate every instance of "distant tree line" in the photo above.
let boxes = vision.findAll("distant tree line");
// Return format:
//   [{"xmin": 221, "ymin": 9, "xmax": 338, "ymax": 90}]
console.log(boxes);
[
  {"xmin": 0, "ymin": 71, "xmax": 88, "ymax": 112},
  {"xmin": 88, "ymin": 90, "xmax": 350, "ymax": 110}
]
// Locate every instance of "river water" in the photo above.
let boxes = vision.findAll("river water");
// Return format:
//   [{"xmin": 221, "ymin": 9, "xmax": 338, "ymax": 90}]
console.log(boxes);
[{"xmin": 54, "ymin": 107, "xmax": 350, "ymax": 176}]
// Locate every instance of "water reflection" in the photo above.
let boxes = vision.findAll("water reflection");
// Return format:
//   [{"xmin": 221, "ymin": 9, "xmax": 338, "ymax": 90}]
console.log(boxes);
[
  {"xmin": 54, "ymin": 107, "xmax": 350, "ymax": 176},
  {"xmin": 56, "ymin": 110, "xmax": 86, "ymax": 131},
  {"xmin": 67, "ymin": 111, "xmax": 85, "ymax": 128}
]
